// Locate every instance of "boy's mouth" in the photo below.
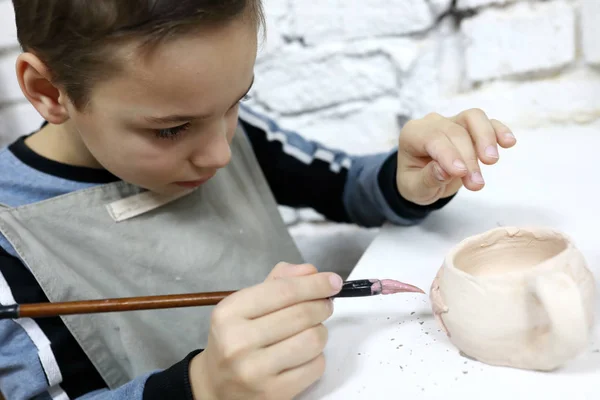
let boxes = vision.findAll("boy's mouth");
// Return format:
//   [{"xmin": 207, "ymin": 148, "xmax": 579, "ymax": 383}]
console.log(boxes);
[{"xmin": 174, "ymin": 174, "xmax": 215, "ymax": 188}]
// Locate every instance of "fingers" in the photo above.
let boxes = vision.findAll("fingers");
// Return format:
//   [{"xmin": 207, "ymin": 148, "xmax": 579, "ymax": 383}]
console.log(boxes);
[
  {"xmin": 261, "ymin": 323, "xmax": 329, "ymax": 373},
  {"xmin": 415, "ymin": 160, "xmax": 449, "ymax": 197},
  {"xmin": 452, "ymin": 109, "xmax": 499, "ymax": 166},
  {"xmin": 416, "ymin": 110, "xmax": 516, "ymax": 193},
  {"xmin": 422, "ymin": 121, "xmax": 484, "ymax": 191},
  {"xmin": 491, "ymin": 118, "xmax": 517, "ymax": 148},
  {"xmin": 273, "ymin": 354, "xmax": 327, "ymax": 399},
  {"xmin": 252, "ymin": 299, "xmax": 333, "ymax": 348},
  {"xmin": 265, "ymin": 262, "xmax": 319, "ymax": 281},
  {"xmin": 200, "ymin": 264, "xmax": 334, "ymax": 399},
  {"xmin": 444, "ymin": 125, "xmax": 486, "ymax": 191},
  {"xmin": 218, "ymin": 324, "xmax": 329, "ymax": 398},
  {"xmin": 400, "ymin": 123, "xmax": 471, "ymax": 204},
  {"xmin": 223, "ymin": 272, "xmax": 343, "ymax": 319},
  {"xmin": 422, "ymin": 134, "xmax": 469, "ymax": 179}
]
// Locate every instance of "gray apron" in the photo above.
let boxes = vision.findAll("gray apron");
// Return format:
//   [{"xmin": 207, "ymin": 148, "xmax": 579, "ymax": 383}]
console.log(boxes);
[{"xmin": 0, "ymin": 126, "xmax": 303, "ymax": 389}]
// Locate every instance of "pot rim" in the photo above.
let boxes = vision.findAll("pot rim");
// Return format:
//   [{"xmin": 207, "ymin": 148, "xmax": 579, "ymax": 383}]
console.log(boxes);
[{"xmin": 443, "ymin": 226, "xmax": 577, "ymax": 281}]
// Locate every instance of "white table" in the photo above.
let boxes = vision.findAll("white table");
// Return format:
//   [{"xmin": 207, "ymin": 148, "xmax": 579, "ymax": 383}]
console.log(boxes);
[{"xmin": 300, "ymin": 123, "xmax": 600, "ymax": 399}]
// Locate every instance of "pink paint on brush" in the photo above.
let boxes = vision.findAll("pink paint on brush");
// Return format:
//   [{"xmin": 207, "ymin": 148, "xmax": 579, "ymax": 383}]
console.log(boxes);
[
  {"xmin": 370, "ymin": 279, "xmax": 425, "ymax": 295},
  {"xmin": 334, "ymin": 279, "xmax": 424, "ymax": 298}
]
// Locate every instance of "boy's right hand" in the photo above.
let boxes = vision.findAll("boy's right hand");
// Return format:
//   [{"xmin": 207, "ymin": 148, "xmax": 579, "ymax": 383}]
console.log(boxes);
[{"xmin": 189, "ymin": 262, "xmax": 342, "ymax": 400}]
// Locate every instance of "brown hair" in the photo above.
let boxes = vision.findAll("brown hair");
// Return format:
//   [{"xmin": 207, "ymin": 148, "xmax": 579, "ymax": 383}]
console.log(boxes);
[{"xmin": 12, "ymin": 0, "xmax": 264, "ymax": 109}]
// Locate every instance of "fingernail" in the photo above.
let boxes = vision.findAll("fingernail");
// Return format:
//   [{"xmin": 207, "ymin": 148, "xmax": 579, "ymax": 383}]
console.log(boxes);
[
  {"xmin": 505, "ymin": 132, "xmax": 516, "ymax": 141},
  {"xmin": 453, "ymin": 160, "xmax": 467, "ymax": 170},
  {"xmin": 327, "ymin": 299, "xmax": 334, "ymax": 313},
  {"xmin": 471, "ymin": 171, "xmax": 485, "ymax": 184},
  {"xmin": 329, "ymin": 274, "xmax": 343, "ymax": 291},
  {"xmin": 485, "ymin": 145, "xmax": 499, "ymax": 158},
  {"xmin": 433, "ymin": 164, "xmax": 446, "ymax": 181}
]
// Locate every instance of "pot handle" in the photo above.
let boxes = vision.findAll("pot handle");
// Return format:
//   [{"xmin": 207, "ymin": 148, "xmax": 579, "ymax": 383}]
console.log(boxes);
[{"xmin": 532, "ymin": 272, "xmax": 589, "ymax": 361}]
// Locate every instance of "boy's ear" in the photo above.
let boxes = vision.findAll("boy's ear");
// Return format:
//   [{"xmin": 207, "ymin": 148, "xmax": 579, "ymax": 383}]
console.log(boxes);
[{"xmin": 15, "ymin": 53, "xmax": 70, "ymax": 124}]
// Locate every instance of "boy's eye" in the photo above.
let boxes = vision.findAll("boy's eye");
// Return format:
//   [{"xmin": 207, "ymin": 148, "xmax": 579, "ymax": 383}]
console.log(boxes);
[{"xmin": 155, "ymin": 122, "xmax": 191, "ymax": 140}]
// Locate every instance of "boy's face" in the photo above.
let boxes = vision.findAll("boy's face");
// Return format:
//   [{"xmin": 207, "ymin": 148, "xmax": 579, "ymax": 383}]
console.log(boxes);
[{"xmin": 65, "ymin": 17, "xmax": 258, "ymax": 194}]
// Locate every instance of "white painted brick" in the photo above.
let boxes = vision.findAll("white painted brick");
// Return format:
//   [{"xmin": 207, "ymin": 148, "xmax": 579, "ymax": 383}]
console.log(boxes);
[
  {"xmin": 257, "ymin": 0, "xmax": 288, "ymax": 59},
  {"xmin": 428, "ymin": 0, "xmax": 454, "ymax": 16},
  {"xmin": 456, "ymin": 0, "xmax": 523, "ymax": 9},
  {"xmin": 435, "ymin": 18, "xmax": 469, "ymax": 95},
  {"xmin": 0, "ymin": 0, "xmax": 18, "ymax": 49},
  {"xmin": 271, "ymin": 96, "xmax": 403, "ymax": 155},
  {"xmin": 288, "ymin": 0, "xmax": 433, "ymax": 45},
  {"xmin": 263, "ymin": 0, "xmax": 288, "ymax": 18},
  {"xmin": 581, "ymin": 0, "xmax": 600, "ymax": 66},
  {"xmin": 250, "ymin": 35, "xmax": 427, "ymax": 154},
  {"xmin": 0, "ymin": 102, "xmax": 44, "ymax": 146},
  {"xmin": 0, "ymin": 49, "xmax": 24, "ymax": 103},
  {"xmin": 326, "ymin": 37, "xmax": 421, "ymax": 71},
  {"xmin": 397, "ymin": 40, "xmax": 442, "ymax": 119},
  {"xmin": 461, "ymin": 1, "xmax": 576, "ymax": 82},
  {"xmin": 253, "ymin": 48, "xmax": 397, "ymax": 116},
  {"xmin": 437, "ymin": 68, "xmax": 600, "ymax": 129}
]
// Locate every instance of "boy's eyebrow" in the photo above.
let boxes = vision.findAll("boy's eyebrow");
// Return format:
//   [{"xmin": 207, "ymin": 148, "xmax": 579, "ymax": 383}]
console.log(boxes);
[{"xmin": 144, "ymin": 76, "xmax": 255, "ymax": 125}]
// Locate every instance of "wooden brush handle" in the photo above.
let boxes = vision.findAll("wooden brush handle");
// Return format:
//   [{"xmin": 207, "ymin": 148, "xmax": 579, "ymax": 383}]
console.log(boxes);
[
  {"xmin": 0, "ymin": 279, "xmax": 420, "ymax": 320},
  {"xmin": 17, "ymin": 291, "xmax": 235, "ymax": 318}
]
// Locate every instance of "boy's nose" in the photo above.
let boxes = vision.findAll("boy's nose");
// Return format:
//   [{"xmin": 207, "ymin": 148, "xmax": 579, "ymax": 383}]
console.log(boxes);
[{"xmin": 189, "ymin": 129, "xmax": 232, "ymax": 170}]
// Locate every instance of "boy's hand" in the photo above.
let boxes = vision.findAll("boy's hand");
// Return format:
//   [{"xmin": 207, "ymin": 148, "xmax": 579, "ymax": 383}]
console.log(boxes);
[
  {"xmin": 189, "ymin": 263, "xmax": 341, "ymax": 400},
  {"xmin": 396, "ymin": 109, "xmax": 516, "ymax": 205}
]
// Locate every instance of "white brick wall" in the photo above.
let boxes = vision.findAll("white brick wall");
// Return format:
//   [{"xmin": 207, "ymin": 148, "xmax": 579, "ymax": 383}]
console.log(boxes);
[
  {"xmin": 0, "ymin": 49, "xmax": 24, "ymax": 103},
  {"xmin": 286, "ymin": 0, "xmax": 434, "ymax": 46},
  {"xmin": 461, "ymin": 1, "xmax": 576, "ymax": 82},
  {"xmin": 254, "ymin": 49, "xmax": 398, "ymax": 115},
  {"xmin": 582, "ymin": 0, "xmax": 600, "ymax": 65},
  {"xmin": 457, "ymin": 0, "xmax": 523, "ymax": 9},
  {"xmin": 0, "ymin": 101, "xmax": 43, "ymax": 137},
  {"xmin": 248, "ymin": 0, "xmax": 600, "ymax": 153},
  {"xmin": 0, "ymin": 0, "xmax": 43, "ymax": 145},
  {"xmin": 1, "ymin": 0, "xmax": 599, "ymax": 150},
  {"xmin": 0, "ymin": 0, "xmax": 16, "ymax": 49}
]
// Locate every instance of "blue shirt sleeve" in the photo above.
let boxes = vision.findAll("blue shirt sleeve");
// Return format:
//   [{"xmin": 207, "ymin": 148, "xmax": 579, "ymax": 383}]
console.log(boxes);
[{"xmin": 0, "ymin": 319, "xmax": 54, "ymax": 399}]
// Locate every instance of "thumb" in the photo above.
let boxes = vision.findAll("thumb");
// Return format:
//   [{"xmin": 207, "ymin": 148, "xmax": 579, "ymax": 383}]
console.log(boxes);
[
  {"xmin": 265, "ymin": 262, "xmax": 319, "ymax": 281},
  {"xmin": 400, "ymin": 160, "xmax": 451, "ymax": 205}
]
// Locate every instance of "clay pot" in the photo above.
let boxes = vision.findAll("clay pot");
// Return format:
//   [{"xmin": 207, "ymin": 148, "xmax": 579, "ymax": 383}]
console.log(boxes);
[{"xmin": 430, "ymin": 227, "xmax": 596, "ymax": 371}]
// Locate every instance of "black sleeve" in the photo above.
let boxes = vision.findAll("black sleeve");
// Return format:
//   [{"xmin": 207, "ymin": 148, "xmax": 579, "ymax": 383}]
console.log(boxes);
[
  {"xmin": 143, "ymin": 350, "xmax": 203, "ymax": 400},
  {"xmin": 240, "ymin": 118, "xmax": 353, "ymax": 223}
]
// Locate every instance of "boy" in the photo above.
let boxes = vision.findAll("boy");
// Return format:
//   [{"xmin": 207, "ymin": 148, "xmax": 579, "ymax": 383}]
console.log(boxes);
[{"xmin": 0, "ymin": 1, "xmax": 516, "ymax": 399}]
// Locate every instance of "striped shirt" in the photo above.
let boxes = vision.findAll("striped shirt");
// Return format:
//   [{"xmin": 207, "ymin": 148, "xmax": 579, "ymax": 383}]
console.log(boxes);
[{"xmin": 0, "ymin": 105, "xmax": 453, "ymax": 399}]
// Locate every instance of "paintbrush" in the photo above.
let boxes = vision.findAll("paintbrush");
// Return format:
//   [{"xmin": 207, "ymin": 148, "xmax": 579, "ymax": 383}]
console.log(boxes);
[{"xmin": 0, "ymin": 279, "xmax": 424, "ymax": 320}]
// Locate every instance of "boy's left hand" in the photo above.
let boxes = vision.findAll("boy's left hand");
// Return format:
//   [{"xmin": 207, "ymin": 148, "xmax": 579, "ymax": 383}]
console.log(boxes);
[{"xmin": 396, "ymin": 108, "xmax": 516, "ymax": 205}]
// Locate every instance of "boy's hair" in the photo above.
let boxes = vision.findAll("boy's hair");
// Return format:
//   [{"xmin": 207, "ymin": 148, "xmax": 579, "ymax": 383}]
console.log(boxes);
[{"xmin": 12, "ymin": 0, "xmax": 264, "ymax": 109}]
